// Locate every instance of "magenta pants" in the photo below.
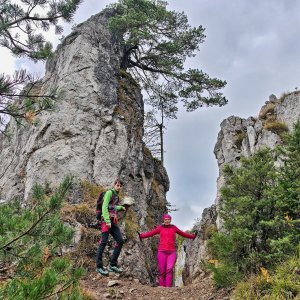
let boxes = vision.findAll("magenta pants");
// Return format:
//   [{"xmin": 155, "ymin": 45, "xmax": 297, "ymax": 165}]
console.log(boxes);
[{"xmin": 157, "ymin": 250, "xmax": 177, "ymax": 287}]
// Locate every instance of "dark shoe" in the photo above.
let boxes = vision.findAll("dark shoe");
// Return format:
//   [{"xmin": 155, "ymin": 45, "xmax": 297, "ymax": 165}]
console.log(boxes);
[
  {"xmin": 108, "ymin": 265, "xmax": 123, "ymax": 273},
  {"xmin": 96, "ymin": 267, "xmax": 109, "ymax": 276}
]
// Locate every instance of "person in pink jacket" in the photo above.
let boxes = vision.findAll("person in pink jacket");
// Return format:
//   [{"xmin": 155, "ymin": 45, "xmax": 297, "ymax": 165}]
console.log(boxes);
[{"xmin": 139, "ymin": 214, "xmax": 197, "ymax": 287}]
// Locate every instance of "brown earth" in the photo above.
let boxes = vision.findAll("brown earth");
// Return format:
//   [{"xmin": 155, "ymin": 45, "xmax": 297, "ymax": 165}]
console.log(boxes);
[{"xmin": 81, "ymin": 271, "xmax": 232, "ymax": 300}]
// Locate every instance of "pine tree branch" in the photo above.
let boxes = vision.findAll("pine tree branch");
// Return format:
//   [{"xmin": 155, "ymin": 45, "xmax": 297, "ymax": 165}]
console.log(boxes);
[
  {"xmin": 0, "ymin": 93, "xmax": 55, "ymax": 98},
  {"xmin": 0, "ymin": 109, "xmax": 24, "ymax": 118},
  {"xmin": 2, "ymin": 29, "xmax": 31, "ymax": 54},
  {"xmin": 42, "ymin": 279, "xmax": 76, "ymax": 299},
  {"xmin": 127, "ymin": 59, "xmax": 165, "ymax": 74},
  {"xmin": 0, "ymin": 208, "xmax": 52, "ymax": 250},
  {"xmin": 0, "ymin": 261, "xmax": 18, "ymax": 272},
  {"xmin": 3, "ymin": 15, "xmax": 63, "ymax": 29}
]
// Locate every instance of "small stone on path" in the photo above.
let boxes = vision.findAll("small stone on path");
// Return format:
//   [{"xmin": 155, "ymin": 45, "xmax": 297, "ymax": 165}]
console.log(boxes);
[{"xmin": 107, "ymin": 280, "xmax": 120, "ymax": 287}]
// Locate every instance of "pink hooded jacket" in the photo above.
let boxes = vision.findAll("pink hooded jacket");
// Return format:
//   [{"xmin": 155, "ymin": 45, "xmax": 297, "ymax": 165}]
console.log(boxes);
[{"xmin": 139, "ymin": 225, "xmax": 196, "ymax": 251}]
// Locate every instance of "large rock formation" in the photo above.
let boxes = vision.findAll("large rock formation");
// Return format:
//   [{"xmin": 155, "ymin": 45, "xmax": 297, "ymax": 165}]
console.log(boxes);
[
  {"xmin": 0, "ymin": 9, "xmax": 169, "ymax": 283},
  {"xmin": 213, "ymin": 93, "xmax": 300, "ymax": 212},
  {"xmin": 180, "ymin": 92, "xmax": 300, "ymax": 283}
]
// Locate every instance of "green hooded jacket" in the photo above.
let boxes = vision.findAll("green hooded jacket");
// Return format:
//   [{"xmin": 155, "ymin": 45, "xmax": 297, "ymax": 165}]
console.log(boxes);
[{"xmin": 102, "ymin": 188, "xmax": 125, "ymax": 224}]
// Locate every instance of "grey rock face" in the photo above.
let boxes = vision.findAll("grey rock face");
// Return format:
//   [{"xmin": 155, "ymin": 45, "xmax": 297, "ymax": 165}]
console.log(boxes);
[
  {"xmin": 0, "ymin": 9, "xmax": 169, "ymax": 283},
  {"xmin": 275, "ymin": 92, "xmax": 300, "ymax": 130},
  {"xmin": 213, "ymin": 94, "xmax": 300, "ymax": 211}
]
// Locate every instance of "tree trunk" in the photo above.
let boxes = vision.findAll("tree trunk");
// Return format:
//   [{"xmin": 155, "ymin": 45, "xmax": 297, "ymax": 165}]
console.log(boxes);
[{"xmin": 159, "ymin": 124, "xmax": 164, "ymax": 165}]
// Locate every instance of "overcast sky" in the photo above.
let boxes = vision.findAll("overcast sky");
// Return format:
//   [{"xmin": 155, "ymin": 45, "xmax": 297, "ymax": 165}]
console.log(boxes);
[{"xmin": 2, "ymin": 0, "xmax": 300, "ymax": 229}]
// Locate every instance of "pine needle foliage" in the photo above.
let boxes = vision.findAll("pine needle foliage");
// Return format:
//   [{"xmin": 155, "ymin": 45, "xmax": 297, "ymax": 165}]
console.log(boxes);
[
  {"xmin": 0, "ymin": 70, "xmax": 59, "ymax": 133},
  {"xmin": 108, "ymin": 0, "xmax": 227, "ymax": 160},
  {"xmin": 276, "ymin": 121, "xmax": 300, "ymax": 218},
  {"xmin": 208, "ymin": 121, "xmax": 300, "ymax": 288},
  {"xmin": 0, "ymin": 0, "xmax": 82, "ymax": 132},
  {"xmin": 0, "ymin": 0, "xmax": 83, "ymax": 60},
  {"xmin": 0, "ymin": 176, "xmax": 86, "ymax": 299}
]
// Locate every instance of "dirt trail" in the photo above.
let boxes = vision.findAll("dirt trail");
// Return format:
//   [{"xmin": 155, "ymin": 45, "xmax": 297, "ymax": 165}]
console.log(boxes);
[{"xmin": 81, "ymin": 272, "xmax": 232, "ymax": 300}]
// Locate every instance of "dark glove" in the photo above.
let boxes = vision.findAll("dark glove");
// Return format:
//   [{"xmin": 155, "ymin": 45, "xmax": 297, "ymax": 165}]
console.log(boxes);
[{"xmin": 193, "ymin": 229, "xmax": 201, "ymax": 239}]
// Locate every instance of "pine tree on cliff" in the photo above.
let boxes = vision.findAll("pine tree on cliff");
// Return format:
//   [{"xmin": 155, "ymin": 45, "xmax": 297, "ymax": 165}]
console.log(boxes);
[
  {"xmin": 0, "ymin": 0, "xmax": 82, "ymax": 131},
  {"xmin": 108, "ymin": 0, "xmax": 227, "ymax": 161}
]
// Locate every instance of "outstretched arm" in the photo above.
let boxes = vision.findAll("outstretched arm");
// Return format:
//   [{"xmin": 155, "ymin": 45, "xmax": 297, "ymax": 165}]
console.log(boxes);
[
  {"xmin": 139, "ymin": 227, "xmax": 160, "ymax": 239},
  {"xmin": 175, "ymin": 226, "xmax": 196, "ymax": 239}
]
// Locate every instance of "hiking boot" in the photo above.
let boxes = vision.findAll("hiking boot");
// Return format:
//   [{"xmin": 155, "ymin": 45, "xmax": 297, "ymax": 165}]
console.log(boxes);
[
  {"xmin": 96, "ymin": 267, "xmax": 109, "ymax": 276},
  {"xmin": 108, "ymin": 265, "xmax": 123, "ymax": 273}
]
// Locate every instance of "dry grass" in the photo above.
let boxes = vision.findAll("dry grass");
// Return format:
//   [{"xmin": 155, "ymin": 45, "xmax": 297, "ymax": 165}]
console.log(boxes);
[
  {"xmin": 71, "ymin": 226, "xmax": 100, "ymax": 270},
  {"xmin": 82, "ymin": 181, "xmax": 106, "ymax": 206},
  {"xmin": 79, "ymin": 287, "xmax": 97, "ymax": 300},
  {"xmin": 259, "ymin": 103, "xmax": 276, "ymax": 119},
  {"xmin": 263, "ymin": 120, "xmax": 288, "ymax": 135},
  {"xmin": 61, "ymin": 181, "xmax": 105, "ymax": 226},
  {"xmin": 234, "ymin": 131, "xmax": 246, "ymax": 149}
]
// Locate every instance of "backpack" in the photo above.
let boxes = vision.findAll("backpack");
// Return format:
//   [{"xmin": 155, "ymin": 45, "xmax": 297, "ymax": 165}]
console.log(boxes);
[{"xmin": 96, "ymin": 190, "xmax": 116, "ymax": 221}]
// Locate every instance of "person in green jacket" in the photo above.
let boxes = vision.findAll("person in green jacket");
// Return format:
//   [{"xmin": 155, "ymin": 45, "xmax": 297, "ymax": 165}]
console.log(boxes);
[{"xmin": 96, "ymin": 179, "xmax": 126, "ymax": 276}]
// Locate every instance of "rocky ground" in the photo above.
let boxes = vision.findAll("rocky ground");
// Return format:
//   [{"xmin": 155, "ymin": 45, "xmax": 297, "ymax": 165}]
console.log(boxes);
[{"xmin": 80, "ymin": 271, "xmax": 232, "ymax": 300}]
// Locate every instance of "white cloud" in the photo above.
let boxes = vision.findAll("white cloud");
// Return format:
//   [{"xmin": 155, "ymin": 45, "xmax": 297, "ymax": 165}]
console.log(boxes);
[{"xmin": 0, "ymin": 48, "xmax": 16, "ymax": 75}]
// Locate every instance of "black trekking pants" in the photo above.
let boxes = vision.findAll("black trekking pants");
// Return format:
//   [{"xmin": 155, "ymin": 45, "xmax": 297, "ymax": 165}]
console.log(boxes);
[{"xmin": 96, "ymin": 220, "xmax": 124, "ymax": 268}]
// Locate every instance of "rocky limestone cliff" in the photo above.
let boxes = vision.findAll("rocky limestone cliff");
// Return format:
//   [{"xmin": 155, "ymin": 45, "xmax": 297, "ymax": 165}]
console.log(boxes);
[
  {"xmin": 180, "ymin": 92, "xmax": 300, "ymax": 284},
  {"xmin": 0, "ymin": 9, "xmax": 169, "ymax": 284},
  {"xmin": 213, "ymin": 92, "xmax": 300, "ymax": 214}
]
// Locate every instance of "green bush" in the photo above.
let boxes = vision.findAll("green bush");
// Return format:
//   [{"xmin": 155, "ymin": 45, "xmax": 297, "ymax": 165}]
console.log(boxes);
[
  {"xmin": 207, "ymin": 261, "xmax": 243, "ymax": 288},
  {"xmin": 233, "ymin": 256, "xmax": 300, "ymax": 299},
  {"xmin": 207, "ymin": 122, "xmax": 300, "ymax": 288},
  {"xmin": 0, "ymin": 177, "xmax": 86, "ymax": 299},
  {"xmin": 207, "ymin": 232, "xmax": 234, "ymax": 260},
  {"xmin": 233, "ymin": 275, "xmax": 272, "ymax": 300}
]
